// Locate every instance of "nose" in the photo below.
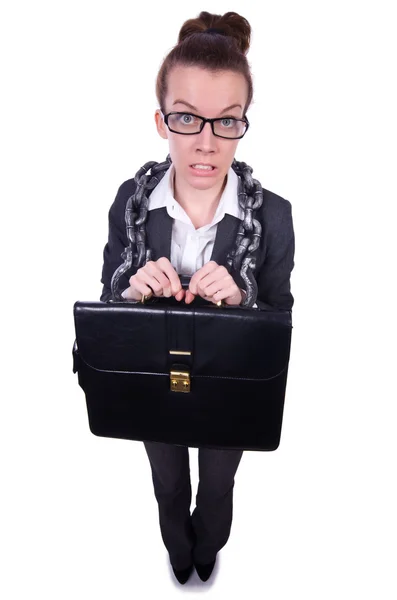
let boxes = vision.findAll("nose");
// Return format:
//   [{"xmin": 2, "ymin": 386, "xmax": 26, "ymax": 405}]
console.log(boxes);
[{"xmin": 195, "ymin": 120, "xmax": 217, "ymax": 152}]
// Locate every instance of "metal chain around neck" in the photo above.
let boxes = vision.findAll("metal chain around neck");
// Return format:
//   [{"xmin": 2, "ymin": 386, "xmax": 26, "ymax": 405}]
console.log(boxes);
[{"xmin": 110, "ymin": 154, "xmax": 264, "ymax": 307}]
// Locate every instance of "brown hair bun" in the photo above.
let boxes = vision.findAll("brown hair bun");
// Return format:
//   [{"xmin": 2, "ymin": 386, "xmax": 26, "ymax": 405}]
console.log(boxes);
[{"xmin": 178, "ymin": 11, "xmax": 251, "ymax": 56}]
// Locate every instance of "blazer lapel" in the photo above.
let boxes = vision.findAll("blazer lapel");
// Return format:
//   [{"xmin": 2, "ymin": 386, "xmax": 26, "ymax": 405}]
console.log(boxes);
[
  {"xmin": 210, "ymin": 214, "xmax": 241, "ymax": 266},
  {"xmin": 146, "ymin": 207, "xmax": 173, "ymax": 261}
]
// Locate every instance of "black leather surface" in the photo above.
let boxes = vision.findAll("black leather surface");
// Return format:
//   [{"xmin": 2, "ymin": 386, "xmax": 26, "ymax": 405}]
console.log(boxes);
[{"xmin": 73, "ymin": 300, "xmax": 292, "ymax": 451}]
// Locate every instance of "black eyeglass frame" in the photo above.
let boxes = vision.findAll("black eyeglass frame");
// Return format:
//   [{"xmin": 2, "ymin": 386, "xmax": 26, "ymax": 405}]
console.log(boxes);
[{"xmin": 160, "ymin": 110, "xmax": 250, "ymax": 140}]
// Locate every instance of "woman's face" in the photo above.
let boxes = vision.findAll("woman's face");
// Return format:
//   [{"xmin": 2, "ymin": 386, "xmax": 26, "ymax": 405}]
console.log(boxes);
[{"xmin": 155, "ymin": 66, "xmax": 248, "ymax": 192}]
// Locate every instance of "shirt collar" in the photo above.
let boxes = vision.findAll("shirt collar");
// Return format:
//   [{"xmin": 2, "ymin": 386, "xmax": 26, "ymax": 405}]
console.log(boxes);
[{"xmin": 148, "ymin": 163, "xmax": 244, "ymax": 226}]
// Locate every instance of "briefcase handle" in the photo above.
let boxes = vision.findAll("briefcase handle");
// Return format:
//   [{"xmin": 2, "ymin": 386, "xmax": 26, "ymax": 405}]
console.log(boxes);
[
  {"xmin": 142, "ymin": 275, "xmax": 224, "ymax": 307},
  {"xmin": 179, "ymin": 275, "xmax": 191, "ymax": 290},
  {"xmin": 141, "ymin": 275, "xmax": 189, "ymax": 303}
]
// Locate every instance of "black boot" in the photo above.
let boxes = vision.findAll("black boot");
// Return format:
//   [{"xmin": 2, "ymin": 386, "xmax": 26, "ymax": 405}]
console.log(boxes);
[
  {"xmin": 194, "ymin": 557, "xmax": 216, "ymax": 582},
  {"xmin": 172, "ymin": 563, "xmax": 194, "ymax": 584}
]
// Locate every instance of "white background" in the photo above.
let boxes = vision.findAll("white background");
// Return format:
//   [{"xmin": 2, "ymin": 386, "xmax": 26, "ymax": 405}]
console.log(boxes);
[{"xmin": 1, "ymin": 0, "xmax": 396, "ymax": 598}]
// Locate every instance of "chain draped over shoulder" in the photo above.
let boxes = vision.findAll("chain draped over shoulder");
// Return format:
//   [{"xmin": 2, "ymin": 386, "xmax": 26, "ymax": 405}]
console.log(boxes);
[{"xmin": 110, "ymin": 154, "xmax": 264, "ymax": 307}]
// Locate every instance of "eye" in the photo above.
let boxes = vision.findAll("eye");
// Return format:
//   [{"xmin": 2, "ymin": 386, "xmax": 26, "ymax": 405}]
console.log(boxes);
[
  {"xmin": 220, "ymin": 118, "xmax": 237, "ymax": 128},
  {"xmin": 178, "ymin": 113, "xmax": 195, "ymax": 124}
]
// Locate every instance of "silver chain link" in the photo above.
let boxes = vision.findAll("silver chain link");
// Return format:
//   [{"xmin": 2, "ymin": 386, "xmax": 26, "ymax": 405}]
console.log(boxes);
[{"xmin": 110, "ymin": 154, "xmax": 263, "ymax": 307}]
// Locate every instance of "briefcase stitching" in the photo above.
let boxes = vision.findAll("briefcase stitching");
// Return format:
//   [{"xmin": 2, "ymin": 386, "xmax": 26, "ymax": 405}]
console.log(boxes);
[{"xmin": 76, "ymin": 352, "xmax": 289, "ymax": 382}]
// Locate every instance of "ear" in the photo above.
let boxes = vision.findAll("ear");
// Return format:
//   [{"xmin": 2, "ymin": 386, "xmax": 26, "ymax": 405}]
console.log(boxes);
[{"xmin": 154, "ymin": 110, "xmax": 168, "ymax": 140}]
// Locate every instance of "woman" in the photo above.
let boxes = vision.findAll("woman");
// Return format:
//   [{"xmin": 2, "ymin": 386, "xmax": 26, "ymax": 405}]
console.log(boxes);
[{"xmin": 100, "ymin": 11, "xmax": 295, "ymax": 585}]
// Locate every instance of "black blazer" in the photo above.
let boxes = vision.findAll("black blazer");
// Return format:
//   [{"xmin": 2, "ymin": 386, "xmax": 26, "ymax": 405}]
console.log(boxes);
[{"xmin": 100, "ymin": 176, "xmax": 295, "ymax": 311}]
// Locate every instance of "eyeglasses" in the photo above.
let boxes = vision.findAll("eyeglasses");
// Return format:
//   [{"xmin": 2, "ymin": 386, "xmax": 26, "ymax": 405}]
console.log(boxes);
[{"xmin": 160, "ymin": 110, "xmax": 249, "ymax": 140}]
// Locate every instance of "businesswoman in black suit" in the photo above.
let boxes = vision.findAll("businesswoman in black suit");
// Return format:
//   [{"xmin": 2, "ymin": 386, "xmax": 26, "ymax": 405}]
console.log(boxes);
[{"xmin": 100, "ymin": 10, "xmax": 295, "ymax": 585}]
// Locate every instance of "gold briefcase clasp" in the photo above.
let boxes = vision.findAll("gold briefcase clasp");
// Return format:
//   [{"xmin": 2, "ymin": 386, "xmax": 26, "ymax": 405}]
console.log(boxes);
[{"xmin": 170, "ymin": 369, "xmax": 191, "ymax": 393}]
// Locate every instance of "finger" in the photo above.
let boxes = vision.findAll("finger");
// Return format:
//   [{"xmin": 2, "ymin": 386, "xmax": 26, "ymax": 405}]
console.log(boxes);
[
  {"xmin": 201, "ymin": 274, "xmax": 233, "ymax": 298},
  {"xmin": 128, "ymin": 276, "xmax": 153, "ymax": 299},
  {"xmin": 184, "ymin": 290, "xmax": 196, "ymax": 304},
  {"xmin": 138, "ymin": 268, "xmax": 170, "ymax": 297},
  {"xmin": 189, "ymin": 261, "xmax": 219, "ymax": 294},
  {"xmin": 175, "ymin": 289, "xmax": 185, "ymax": 302},
  {"xmin": 156, "ymin": 257, "xmax": 182, "ymax": 296},
  {"xmin": 146, "ymin": 261, "xmax": 182, "ymax": 297},
  {"xmin": 212, "ymin": 284, "xmax": 239, "ymax": 302},
  {"xmin": 197, "ymin": 265, "xmax": 228, "ymax": 292}
]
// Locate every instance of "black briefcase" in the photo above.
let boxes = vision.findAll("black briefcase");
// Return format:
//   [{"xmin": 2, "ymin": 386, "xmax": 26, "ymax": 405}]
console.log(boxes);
[{"xmin": 72, "ymin": 291, "xmax": 292, "ymax": 451}]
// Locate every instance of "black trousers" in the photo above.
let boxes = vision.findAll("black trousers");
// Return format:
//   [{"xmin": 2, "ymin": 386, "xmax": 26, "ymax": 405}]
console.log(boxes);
[{"xmin": 143, "ymin": 440, "xmax": 244, "ymax": 570}]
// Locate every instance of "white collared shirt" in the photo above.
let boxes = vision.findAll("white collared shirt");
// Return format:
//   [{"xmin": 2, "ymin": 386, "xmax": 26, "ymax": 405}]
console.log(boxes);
[
  {"xmin": 148, "ymin": 163, "xmax": 243, "ymax": 274},
  {"xmin": 122, "ymin": 163, "xmax": 253, "ymax": 303}
]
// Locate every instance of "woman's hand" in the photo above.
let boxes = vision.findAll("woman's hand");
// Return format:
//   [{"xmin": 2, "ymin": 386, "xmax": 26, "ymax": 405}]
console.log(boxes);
[
  {"xmin": 124, "ymin": 257, "xmax": 185, "ymax": 301},
  {"xmin": 184, "ymin": 261, "xmax": 243, "ymax": 306}
]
